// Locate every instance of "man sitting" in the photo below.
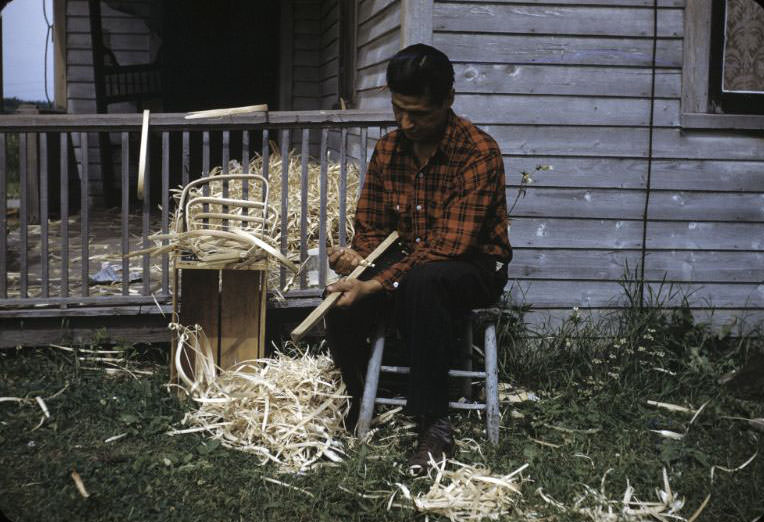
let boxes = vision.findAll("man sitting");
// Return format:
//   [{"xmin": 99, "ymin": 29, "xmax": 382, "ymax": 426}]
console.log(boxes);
[{"xmin": 325, "ymin": 43, "xmax": 511, "ymax": 472}]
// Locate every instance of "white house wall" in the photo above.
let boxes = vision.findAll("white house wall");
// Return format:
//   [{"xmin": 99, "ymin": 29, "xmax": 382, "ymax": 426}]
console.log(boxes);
[{"xmin": 429, "ymin": 0, "xmax": 764, "ymax": 327}]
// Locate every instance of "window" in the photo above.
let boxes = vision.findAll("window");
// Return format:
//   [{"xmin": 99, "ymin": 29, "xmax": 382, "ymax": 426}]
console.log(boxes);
[{"xmin": 682, "ymin": 0, "xmax": 764, "ymax": 128}]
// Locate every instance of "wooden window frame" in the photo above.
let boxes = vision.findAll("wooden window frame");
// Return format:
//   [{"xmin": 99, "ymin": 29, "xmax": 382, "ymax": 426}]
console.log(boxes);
[{"xmin": 681, "ymin": 0, "xmax": 764, "ymax": 129}]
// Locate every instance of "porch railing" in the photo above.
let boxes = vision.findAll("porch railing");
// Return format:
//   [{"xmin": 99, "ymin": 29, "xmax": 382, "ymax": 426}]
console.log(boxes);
[{"xmin": 0, "ymin": 110, "xmax": 395, "ymax": 313}]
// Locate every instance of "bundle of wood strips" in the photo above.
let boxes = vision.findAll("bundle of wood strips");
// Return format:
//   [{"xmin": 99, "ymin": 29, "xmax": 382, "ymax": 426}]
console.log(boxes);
[
  {"xmin": 133, "ymin": 150, "xmax": 360, "ymax": 290},
  {"xmin": 242, "ymin": 150, "xmax": 360, "ymax": 253},
  {"xmin": 168, "ymin": 323, "xmax": 350, "ymax": 472},
  {"xmin": 393, "ymin": 458, "xmax": 528, "ymax": 521}
]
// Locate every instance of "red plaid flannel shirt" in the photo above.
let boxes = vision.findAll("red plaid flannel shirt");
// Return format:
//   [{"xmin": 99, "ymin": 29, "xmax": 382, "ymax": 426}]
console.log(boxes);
[{"xmin": 352, "ymin": 110, "xmax": 512, "ymax": 291}]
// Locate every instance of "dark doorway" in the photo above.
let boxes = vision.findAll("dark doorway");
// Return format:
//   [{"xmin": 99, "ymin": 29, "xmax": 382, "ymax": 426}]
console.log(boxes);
[{"xmin": 161, "ymin": 0, "xmax": 281, "ymax": 112}]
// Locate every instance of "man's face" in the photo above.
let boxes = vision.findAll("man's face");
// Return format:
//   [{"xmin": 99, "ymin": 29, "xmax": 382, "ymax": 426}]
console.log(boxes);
[{"xmin": 391, "ymin": 90, "xmax": 453, "ymax": 144}]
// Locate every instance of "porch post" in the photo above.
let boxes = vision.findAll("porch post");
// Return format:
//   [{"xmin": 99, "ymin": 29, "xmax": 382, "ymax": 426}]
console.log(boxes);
[{"xmin": 401, "ymin": 0, "xmax": 433, "ymax": 47}]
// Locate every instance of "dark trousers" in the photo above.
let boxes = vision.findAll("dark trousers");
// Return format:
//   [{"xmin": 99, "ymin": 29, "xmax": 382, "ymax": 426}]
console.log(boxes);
[{"xmin": 325, "ymin": 254, "xmax": 504, "ymax": 419}]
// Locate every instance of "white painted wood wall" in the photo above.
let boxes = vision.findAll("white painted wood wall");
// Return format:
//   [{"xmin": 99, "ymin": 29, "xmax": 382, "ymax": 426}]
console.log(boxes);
[{"xmin": 430, "ymin": 0, "xmax": 764, "ymax": 327}]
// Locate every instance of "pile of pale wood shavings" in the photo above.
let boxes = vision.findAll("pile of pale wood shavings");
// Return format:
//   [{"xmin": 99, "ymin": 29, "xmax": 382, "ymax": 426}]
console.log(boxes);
[
  {"xmin": 167, "ymin": 323, "xmax": 350, "ymax": 473},
  {"xmin": 391, "ymin": 457, "xmax": 528, "ymax": 521},
  {"xmin": 241, "ymin": 149, "xmax": 361, "ymax": 254},
  {"xmin": 535, "ymin": 468, "xmax": 707, "ymax": 522}
]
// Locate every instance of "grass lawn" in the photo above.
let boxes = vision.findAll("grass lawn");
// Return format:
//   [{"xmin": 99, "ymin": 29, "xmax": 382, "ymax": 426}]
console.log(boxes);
[{"xmin": 1, "ymin": 298, "xmax": 763, "ymax": 521}]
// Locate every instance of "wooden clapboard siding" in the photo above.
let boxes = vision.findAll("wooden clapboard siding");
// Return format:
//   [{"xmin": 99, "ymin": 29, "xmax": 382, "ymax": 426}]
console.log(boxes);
[
  {"xmin": 473, "ymin": 0, "xmax": 685, "ymax": 6},
  {"xmin": 504, "ymin": 157, "xmax": 647, "ymax": 189},
  {"xmin": 434, "ymin": 4, "xmax": 683, "ymax": 38},
  {"xmin": 454, "ymin": 95, "xmax": 680, "ymax": 127},
  {"xmin": 646, "ymin": 192, "xmax": 764, "ymax": 222},
  {"xmin": 518, "ymin": 309, "xmax": 761, "ymax": 334},
  {"xmin": 512, "ymin": 279, "xmax": 764, "ymax": 310},
  {"xmin": 430, "ymin": 0, "xmax": 763, "ymax": 324},
  {"xmin": 356, "ymin": 0, "xmax": 400, "ymax": 109},
  {"xmin": 650, "ymin": 160, "xmax": 764, "ymax": 192},
  {"xmin": 510, "ymin": 218, "xmax": 644, "ymax": 249},
  {"xmin": 507, "ymin": 280, "xmax": 633, "ymax": 308},
  {"xmin": 320, "ymin": 0, "xmax": 340, "ymax": 109},
  {"xmin": 484, "ymin": 126, "xmax": 649, "ymax": 157},
  {"xmin": 511, "ymin": 249, "xmax": 643, "ymax": 280},
  {"xmin": 643, "ymin": 251, "xmax": 764, "ymax": 282},
  {"xmin": 507, "ymin": 187, "xmax": 646, "ymax": 220},
  {"xmin": 453, "ymin": 64, "xmax": 681, "ymax": 98},
  {"xmin": 652, "ymin": 129, "xmax": 764, "ymax": 160},
  {"xmin": 646, "ymin": 221, "xmax": 764, "ymax": 251},
  {"xmin": 436, "ymin": 34, "xmax": 682, "ymax": 67}
]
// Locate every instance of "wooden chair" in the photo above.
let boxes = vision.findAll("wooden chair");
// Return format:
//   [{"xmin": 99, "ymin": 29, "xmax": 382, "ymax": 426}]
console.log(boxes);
[
  {"xmin": 356, "ymin": 308, "xmax": 502, "ymax": 445},
  {"xmin": 88, "ymin": 0, "xmax": 163, "ymax": 206}
]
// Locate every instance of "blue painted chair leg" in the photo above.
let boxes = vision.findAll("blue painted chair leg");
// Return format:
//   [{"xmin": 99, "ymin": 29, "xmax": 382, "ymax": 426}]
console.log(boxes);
[
  {"xmin": 356, "ymin": 321, "xmax": 386, "ymax": 438},
  {"xmin": 484, "ymin": 322, "xmax": 500, "ymax": 445}
]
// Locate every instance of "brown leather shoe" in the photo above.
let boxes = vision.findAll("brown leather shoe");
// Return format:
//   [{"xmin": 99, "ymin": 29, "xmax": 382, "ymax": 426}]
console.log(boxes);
[{"xmin": 407, "ymin": 417, "xmax": 454, "ymax": 476}]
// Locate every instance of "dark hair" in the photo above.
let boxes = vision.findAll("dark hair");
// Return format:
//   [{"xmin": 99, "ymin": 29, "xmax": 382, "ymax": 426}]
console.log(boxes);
[{"xmin": 386, "ymin": 44, "xmax": 454, "ymax": 106}]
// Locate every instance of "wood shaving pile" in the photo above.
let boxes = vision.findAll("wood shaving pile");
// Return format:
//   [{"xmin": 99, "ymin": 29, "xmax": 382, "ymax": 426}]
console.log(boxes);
[
  {"xmin": 537, "ymin": 468, "xmax": 690, "ymax": 522},
  {"xmin": 242, "ymin": 150, "xmax": 360, "ymax": 253},
  {"xmin": 168, "ymin": 323, "xmax": 350, "ymax": 472},
  {"xmin": 393, "ymin": 458, "xmax": 527, "ymax": 521}
]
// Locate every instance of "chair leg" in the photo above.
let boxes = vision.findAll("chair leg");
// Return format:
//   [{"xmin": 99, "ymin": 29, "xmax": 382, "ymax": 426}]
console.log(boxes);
[
  {"xmin": 484, "ymin": 322, "xmax": 500, "ymax": 445},
  {"xmin": 458, "ymin": 319, "xmax": 473, "ymax": 400},
  {"xmin": 356, "ymin": 321, "xmax": 386, "ymax": 438}
]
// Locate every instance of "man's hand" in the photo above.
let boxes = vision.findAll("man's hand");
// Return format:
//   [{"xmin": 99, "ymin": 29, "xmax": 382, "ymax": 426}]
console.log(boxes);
[
  {"xmin": 326, "ymin": 278, "xmax": 383, "ymax": 307},
  {"xmin": 328, "ymin": 246, "xmax": 365, "ymax": 276}
]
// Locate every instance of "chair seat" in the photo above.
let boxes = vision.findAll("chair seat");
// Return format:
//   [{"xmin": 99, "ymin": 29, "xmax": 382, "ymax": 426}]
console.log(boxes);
[{"xmin": 356, "ymin": 309, "xmax": 502, "ymax": 444}]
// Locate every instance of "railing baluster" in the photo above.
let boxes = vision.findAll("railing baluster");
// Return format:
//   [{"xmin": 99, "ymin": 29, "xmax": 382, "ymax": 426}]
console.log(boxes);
[
  {"xmin": 20, "ymin": 133, "xmax": 28, "ymax": 298},
  {"xmin": 40, "ymin": 133, "xmax": 49, "ymax": 297},
  {"xmin": 60, "ymin": 133, "xmax": 68, "ymax": 298},
  {"xmin": 142, "ymin": 131, "xmax": 151, "ymax": 296},
  {"xmin": 202, "ymin": 131, "xmax": 210, "ymax": 226},
  {"xmin": 242, "ymin": 131, "xmax": 250, "ymax": 174},
  {"xmin": 359, "ymin": 127, "xmax": 368, "ymax": 196},
  {"xmin": 222, "ymin": 131, "xmax": 230, "ymax": 231},
  {"xmin": 80, "ymin": 132, "xmax": 89, "ymax": 297},
  {"xmin": 182, "ymin": 131, "xmax": 190, "ymax": 186},
  {"xmin": 279, "ymin": 129, "xmax": 289, "ymax": 289},
  {"xmin": 222, "ymin": 131, "xmax": 230, "ymax": 174},
  {"xmin": 0, "ymin": 133, "xmax": 6, "ymax": 298},
  {"xmin": 339, "ymin": 128, "xmax": 347, "ymax": 248},
  {"xmin": 161, "ymin": 131, "xmax": 170, "ymax": 295},
  {"xmin": 121, "ymin": 132, "xmax": 130, "ymax": 296},
  {"xmin": 242, "ymin": 130, "xmax": 249, "ymax": 216},
  {"xmin": 262, "ymin": 128, "xmax": 270, "ymax": 184},
  {"xmin": 300, "ymin": 128, "xmax": 310, "ymax": 289},
  {"xmin": 319, "ymin": 128, "xmax": 329, "ymax": 287},
  {"xmin": 202, "ymin": 131, "xmax": 210, "ymax": 176}
]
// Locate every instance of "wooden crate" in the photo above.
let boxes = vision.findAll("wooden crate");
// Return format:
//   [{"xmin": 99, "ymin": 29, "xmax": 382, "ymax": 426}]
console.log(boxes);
[{"xmin": 171, "ymin": 262, "xmax": 267, "ymax": 383}]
